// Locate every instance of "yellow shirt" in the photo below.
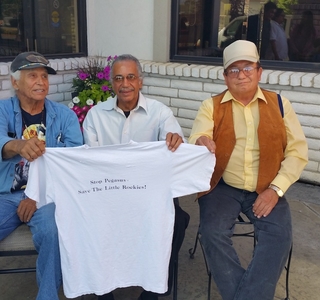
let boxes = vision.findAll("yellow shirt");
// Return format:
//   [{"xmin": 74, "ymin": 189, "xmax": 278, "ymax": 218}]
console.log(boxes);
[{"xmin": 189, "ymin": 87, "xmax": 308, "ymax": 193}]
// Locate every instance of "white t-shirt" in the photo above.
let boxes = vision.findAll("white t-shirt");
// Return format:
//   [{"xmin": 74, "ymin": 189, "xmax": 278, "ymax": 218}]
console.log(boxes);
[{"xmin": 26, "ymin": 141, "xmax": 215, "ymax": 298}]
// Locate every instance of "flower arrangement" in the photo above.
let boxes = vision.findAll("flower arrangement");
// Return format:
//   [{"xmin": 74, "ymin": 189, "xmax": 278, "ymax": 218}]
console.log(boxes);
[{"xmin": 68, "ymin": 55, "xmax": 117, "ymax": 128}]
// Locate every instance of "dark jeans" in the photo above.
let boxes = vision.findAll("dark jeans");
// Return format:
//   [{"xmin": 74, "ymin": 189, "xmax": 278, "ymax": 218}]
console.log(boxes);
[{"xmin": 198, "ymin": 181, "xmax": 292, "ymax": 300}]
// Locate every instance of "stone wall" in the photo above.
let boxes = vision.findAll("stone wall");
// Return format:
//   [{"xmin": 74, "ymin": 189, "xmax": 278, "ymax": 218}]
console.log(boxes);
[{"xmin": 0, "ymin": 58, "xmax": 319, "ymax": 185}]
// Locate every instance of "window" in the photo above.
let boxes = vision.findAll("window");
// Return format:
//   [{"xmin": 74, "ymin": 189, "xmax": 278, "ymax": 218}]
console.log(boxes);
[
  {"xmin": 0, "ymin": 0, "xmax": 87, "ymax": 60},
  {"xmin": 171, "ymin": 0, "xmax": 320, "ymax": 72}
]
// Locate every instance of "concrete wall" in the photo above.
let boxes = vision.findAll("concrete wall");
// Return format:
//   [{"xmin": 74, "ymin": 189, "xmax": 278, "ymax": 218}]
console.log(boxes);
[
  {"xmin": 0, "ymin": 58, "xmax": 319, "ymax": 185},
  {"xmin": 86, "ymin": 0, "xmax": 155, "ymax": 60},
  {"xmin": 85, "ymin": 0, "xmax": 171, "ymax": 62}
]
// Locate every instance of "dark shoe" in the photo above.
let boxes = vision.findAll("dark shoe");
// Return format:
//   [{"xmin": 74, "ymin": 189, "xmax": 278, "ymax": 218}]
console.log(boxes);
[
  {"xmin": 97, "ymin": 292, "xmax": 115, "ymax": 300},
  {"xmin": 138, "ymin": 290, "xmax": 158, "ymax": 300}
]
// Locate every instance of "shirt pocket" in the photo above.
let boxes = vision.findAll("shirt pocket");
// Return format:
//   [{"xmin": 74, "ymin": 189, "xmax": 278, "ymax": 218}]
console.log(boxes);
[{"xmin": 55, "ymin": 132, "xmax": 66, "ymax": 147}]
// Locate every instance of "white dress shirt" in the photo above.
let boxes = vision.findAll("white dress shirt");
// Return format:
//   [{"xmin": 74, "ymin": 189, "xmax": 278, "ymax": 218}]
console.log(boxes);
[{"xmin": 83, "ymin": 92, "xmax": 185, "ymax": 146}]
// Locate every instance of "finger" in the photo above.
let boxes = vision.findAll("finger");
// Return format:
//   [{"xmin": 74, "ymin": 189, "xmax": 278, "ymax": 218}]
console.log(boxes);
[
  {"xmin": 30, "ymin": 139, "xmax": 45, "ymax": 157},
  {"xmin": 25, "ymin": 209, "xmax": 36, "ymax": 223},
  {"xmin": 252, "ymin": 200, "xmax": 264, "ymax": 218},
  {"xmin": 168, "ymin": 134, "xmax": 183, "ymax": 152},
  {"xmin": 166, "ymin": 133, "xmax": 182, "ymax": 151},
  {"xmin": 196, "ymin": 137, "xmax": 216, "ymax": 153},
  {"xmin": 166, "ymin": 132, "xmax": 173, "ymax": 144},
  {"xmin": 263, "ymin": 207, "xmax": 273, "ymax": 218},
  {"xmin": 257, "ymin": 204, "xmax": 270, "ymax": 218},
  {"xmin": 17, "ymin": 205, "xmax": 26, "ymax": 222},
  {"xmin": 195, "ymin": 136, "xmax": 206, "ymax": 146},
  {"xmin": 254, "ymin": 200, "xmax": 272, "ymax": 218},
  {"xmin": 207, "ymin": 141, "xmax": 216, "ymax": 153},
  {"xmin": 22, "ymin": 151, "xmax": 37, "ymax": 162},
  {"xmin": 165, "ymin": 133, "xmax": 174, "ymax": 149},
  {"xmin": 21, "ymin": 207, "xmax": 30, "ymax": 222},
  {"xmin": 34, "ymin": 139, "xmax": 46, "ymax": 154},
  {"xmin": 26, "ymin": 155, "xmax": 35, "ymax": 162},
  {"xmin": 23, "ymin": 142, "xmax": 45, "ymax": 161},
  {"xmin": 201, "ymin": 140, "xmax": 215, "ymax": 153},
  {"xmin": 255, "ymin": 209, "xmax": 265, "ymax": 219}
]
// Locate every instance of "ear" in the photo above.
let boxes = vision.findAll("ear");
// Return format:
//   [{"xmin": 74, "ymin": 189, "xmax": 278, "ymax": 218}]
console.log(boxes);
[
  {"xmin": 11, "ymin": 76, "xmax": 19, "ymax": 90},
  {"xmin": 257, "ymin": 67, "xmax": 263, "ymax": 81},
  {"xmin": 223, "ymin": 72, "xmax": 227, "ymax": 81},
  {"xmin": 138, "ymin": 77, "xmax": 143, "ymax": 90}
]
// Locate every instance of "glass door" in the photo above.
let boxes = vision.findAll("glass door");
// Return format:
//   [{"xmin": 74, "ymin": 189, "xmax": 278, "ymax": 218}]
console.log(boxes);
[
  {"xmin": 32, "ymin": 0, "xmax": 79, "ymax": 54},
  {"xmin": 0, "ymin": 0, "xmax": 23, "ymax": 56},
  {"xmin": 0, "ymin": 0, "xmax": 80, "ymax": 57}
]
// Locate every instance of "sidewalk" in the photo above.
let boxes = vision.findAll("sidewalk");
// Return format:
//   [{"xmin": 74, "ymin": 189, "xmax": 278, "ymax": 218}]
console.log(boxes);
[{"xmin": 0, "ymin": 181, "xmax": 319, "ymax": 300}]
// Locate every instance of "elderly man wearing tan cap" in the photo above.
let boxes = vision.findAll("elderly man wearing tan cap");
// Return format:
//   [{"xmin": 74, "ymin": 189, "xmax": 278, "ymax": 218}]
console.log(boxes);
[
  {"xmin": 0, "ymin": 51, "xmax": 83, "ymax": 299},
  {"xmin": 189, "ymin": 40, "xmax": 308, "ymax": 300}
]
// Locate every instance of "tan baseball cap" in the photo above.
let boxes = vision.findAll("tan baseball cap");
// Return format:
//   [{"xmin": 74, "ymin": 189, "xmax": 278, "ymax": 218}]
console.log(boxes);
[{"xmin": 223, "ymin": 40, "xmax": 260, "ymax": 69}]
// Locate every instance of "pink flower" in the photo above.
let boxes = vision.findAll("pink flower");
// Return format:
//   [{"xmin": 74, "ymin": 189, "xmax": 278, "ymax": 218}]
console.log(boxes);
[
  {"xmin": 104, "ymin": 65, "xmax": 111, "ymax": 73},
  {"xmin": 72, "ymin": 105, "xmax": 81, "ymax": 114},
  {"xmin": 79, "ymin": 72, "xmax": 89, "ymax": 80},
  {"xmin": 101, "ymin": 85, "xmax": 109, "ymax": 92},
  {"xmin": 81, "ymin": 106, "xmax": 89, "ymax": 112},
  {"xmin": 78, "ymin": 114, "xmax": 86, "ymax": 123},
  {"xmin": 97, "ymin": 72, "xmax": 104, "ymax": 79}
]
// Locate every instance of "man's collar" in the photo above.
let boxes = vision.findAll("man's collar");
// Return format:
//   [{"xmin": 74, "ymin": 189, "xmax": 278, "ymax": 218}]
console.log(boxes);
[
  {"xmin": 102, "ymin": 92, "xmax": 148, "ymax": 113},
  {"xmin": 221, "ymin": 87, "xmax": 267, "ymax": 104}
]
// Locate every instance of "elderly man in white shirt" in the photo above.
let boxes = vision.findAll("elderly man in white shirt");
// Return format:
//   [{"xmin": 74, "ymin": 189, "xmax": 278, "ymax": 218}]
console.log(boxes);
[{"xmin": 83, "ymin": 54, "xmax": 190, "ymax": 300}]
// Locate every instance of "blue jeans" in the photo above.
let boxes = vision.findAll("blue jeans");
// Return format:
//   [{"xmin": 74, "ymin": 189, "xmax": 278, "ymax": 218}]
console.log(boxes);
[
  {"xmin": 0, "ymin": 191, "xmax": 62, "ymax": 300},
  {"xmin": 198, "ymin": 181, "xmax": 292, "ymax": 300}
]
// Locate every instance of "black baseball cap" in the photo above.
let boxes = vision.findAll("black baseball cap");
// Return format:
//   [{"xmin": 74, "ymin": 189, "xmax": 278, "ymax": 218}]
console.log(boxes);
[{"xmin": 10, "ymin": 51, "xmax": 56, "ymax": 74}]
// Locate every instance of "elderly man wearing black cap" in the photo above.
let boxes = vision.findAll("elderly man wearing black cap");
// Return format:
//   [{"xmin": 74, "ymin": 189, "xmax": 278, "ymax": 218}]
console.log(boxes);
[
  {"xmin": 189, "ymin": 40, "xmax": 308, "ymax": 300},
  {"xmin": 0, "ymin": 52, "xmax": 83, "ymax": 299}
]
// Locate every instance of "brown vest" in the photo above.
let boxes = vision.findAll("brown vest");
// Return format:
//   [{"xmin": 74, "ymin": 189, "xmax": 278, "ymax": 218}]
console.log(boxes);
[{"xmin": 199, "ymin": 89, "xmax": 287, "ymax": 197}]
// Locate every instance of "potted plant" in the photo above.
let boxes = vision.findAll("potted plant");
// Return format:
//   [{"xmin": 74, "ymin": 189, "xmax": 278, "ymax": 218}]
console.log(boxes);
[{"xmin": 69, "ymin": 55, "xmax": 117, "ymax": 129}]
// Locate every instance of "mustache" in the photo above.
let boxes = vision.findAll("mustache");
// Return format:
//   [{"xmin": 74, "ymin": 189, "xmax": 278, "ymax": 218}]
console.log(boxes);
[{"xmin": 119, "ymin": 87, "xmax": 134, "ymax": 92}]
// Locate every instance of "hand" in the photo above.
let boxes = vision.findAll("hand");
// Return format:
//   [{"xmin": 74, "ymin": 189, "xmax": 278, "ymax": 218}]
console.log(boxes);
[
  {"xmin": 18, "ymin": 137, "xmax": 45, "ymax": 162},
  {"xmin": 17, "ymin": 198, "xmax": 37, "ymax": 223},
  {"xmin": 252, "ymin": 188, "xmax": 279, "ymax": 218},
  {"xmin": 195, "ymin": 136, "xmax": 216, "ymax": 153},
  {"xmin": 166, "ymin": 132, "xmax": 183, "ymax": 152}
]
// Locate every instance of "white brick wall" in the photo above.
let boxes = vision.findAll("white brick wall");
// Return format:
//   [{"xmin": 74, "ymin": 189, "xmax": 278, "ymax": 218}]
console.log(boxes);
[{"xmin": 1, "ymin": 58, "xmax": 319, "ymax": 185}]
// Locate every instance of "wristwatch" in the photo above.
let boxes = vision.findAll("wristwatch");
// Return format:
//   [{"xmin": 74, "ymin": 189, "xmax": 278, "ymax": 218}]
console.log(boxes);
[{"xmin": 268, "ymin": 184, "xmax": 284, "ymax": 197}]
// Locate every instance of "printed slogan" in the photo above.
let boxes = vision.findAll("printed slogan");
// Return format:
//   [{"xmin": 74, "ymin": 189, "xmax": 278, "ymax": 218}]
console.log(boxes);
[{"xmin": 78, "ymin": 178, "xmax": 147, "ymax": 195}]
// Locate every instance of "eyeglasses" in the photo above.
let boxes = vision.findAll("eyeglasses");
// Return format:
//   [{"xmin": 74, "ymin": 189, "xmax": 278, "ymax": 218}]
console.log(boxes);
[
  {"xmin": 225, "ymin": 66, "xmax": 259, "ymax": 78},
  {"xmin": 112, "ymin": 74, "xmax": 139, "ymax": 83}
]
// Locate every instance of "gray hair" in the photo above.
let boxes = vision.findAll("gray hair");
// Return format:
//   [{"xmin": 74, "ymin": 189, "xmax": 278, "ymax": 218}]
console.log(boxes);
[
  {"xmin": 10, "ymin": 70, "xmax": 21, "ymax": 95},
  {"xmin": 110, "ymin": 54, "xmax": 143, "ymax": 82},
  {"xmin": 11, "ymin": 70, "xmax": 21, "ymax": 80}
]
